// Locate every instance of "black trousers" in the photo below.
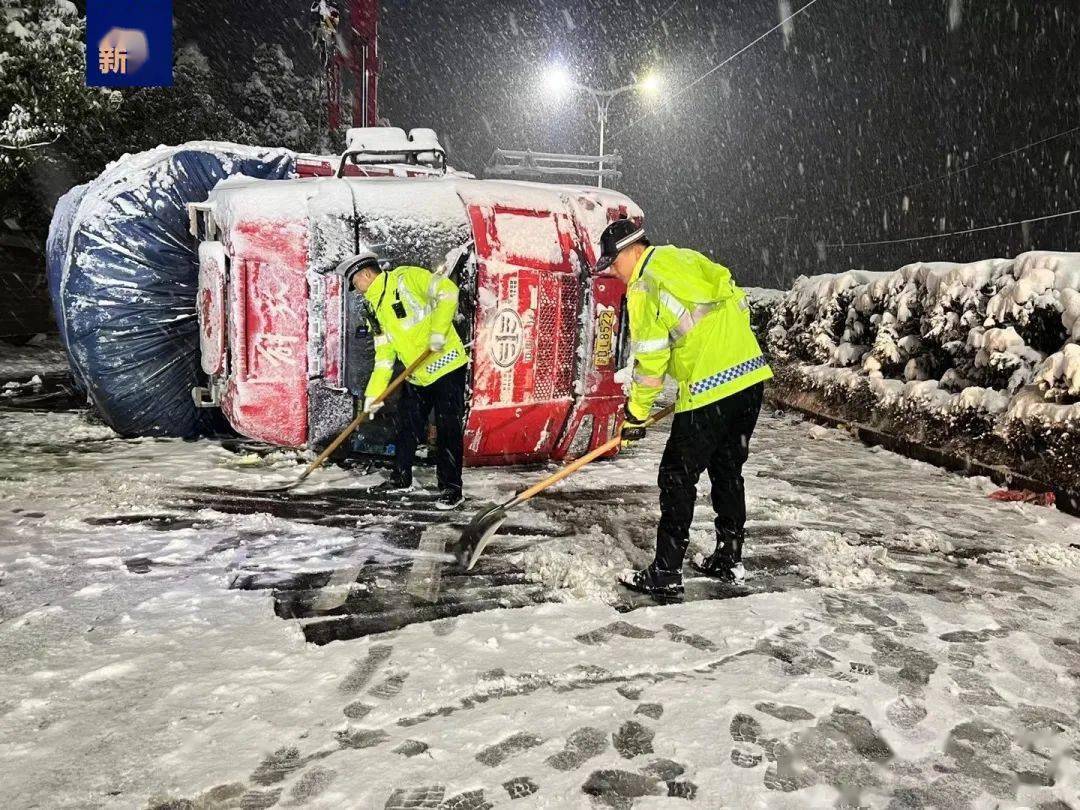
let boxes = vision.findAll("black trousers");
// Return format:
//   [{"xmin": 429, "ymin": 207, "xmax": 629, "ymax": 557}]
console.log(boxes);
[
  {"xmin": 394, "ymin": 366, "xmax": 466, "ymax": 496},
  {"xmin": 654, "ymin": 382, "xmax": 764, "ymax": 572}
]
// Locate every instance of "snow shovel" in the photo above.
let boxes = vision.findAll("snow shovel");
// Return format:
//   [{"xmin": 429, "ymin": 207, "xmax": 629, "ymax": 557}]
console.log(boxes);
[
  {"xmin": 452, "ymin": 403, "xmax": 677, "ymax": 570},
  {"xmin": 262, "ymin": 349, "xmax": 434, "ymax": 493}
]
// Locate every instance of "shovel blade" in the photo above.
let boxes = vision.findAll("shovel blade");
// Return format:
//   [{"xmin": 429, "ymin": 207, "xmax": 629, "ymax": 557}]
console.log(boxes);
[
  {"xmin": 252, "ymin": 483, "xmax": 296, "ymax": 494},
  {"xmin": 452, "ymin": 503, "xmax": 509, "ymax": 571},
  {"xmin": 176, "ymin": 482, "xmax": 293, "ymax": 497}
]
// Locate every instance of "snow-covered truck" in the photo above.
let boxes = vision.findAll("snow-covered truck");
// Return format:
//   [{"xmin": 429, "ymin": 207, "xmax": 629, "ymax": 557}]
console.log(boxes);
[{"xmin": 48, "ymin": 129, "xmax": 642, "ymax": 465}]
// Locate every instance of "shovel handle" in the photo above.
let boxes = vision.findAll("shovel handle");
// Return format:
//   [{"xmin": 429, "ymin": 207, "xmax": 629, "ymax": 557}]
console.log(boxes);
[
  {"xmin": 293, "ymin": 349, "xmax": 435, "ymax": 486},
  {"xmin": 509, "ymin": 403, "xmax": 676, "ymax": 508}
]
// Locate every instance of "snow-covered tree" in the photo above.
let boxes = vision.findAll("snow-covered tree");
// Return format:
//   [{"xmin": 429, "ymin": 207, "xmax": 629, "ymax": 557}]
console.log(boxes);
[
  {"xmin": 109, "ymin": 44, "xmax": 256, "ymax": 158},
  {"xmin": 0, "ymin": 0, "xmax": 118, "ymax": 205},
  {"xmin": 3, "ymin": 0, "xmax": 325, "ymax": 227},
  {"xmin": 235, "ymin": 43, "xmax": 324, "ymax": 153}
]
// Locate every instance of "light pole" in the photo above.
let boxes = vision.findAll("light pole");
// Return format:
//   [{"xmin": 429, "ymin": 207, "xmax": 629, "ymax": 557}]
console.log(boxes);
[{"xmin": 544, "ymin": 66, "xmax": 662, "ymax": 189}]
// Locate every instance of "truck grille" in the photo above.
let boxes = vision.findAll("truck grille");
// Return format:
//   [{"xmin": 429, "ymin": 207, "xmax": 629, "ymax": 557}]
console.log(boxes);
[{"xmin": 534, "ymin": 275, "xmax": 579, "ymax": 401}]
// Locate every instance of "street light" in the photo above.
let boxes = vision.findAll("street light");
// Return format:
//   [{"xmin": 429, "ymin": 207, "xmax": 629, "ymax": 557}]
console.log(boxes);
[
  {"xmin": 544, "ymin": 64, "xmax": 573, "ymax": 99},
  {"xmin": 639, "ymin": 71, "xmax": 663, "ymax": 96},
  {"xmin": 542, "ymin": 65, "xmax": 663, "ymax": 188}
]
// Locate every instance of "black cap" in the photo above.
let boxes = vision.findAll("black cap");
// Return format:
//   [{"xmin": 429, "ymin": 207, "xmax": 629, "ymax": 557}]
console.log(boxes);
[{"xmin": 595, "ymin": 218, "xmax": 647, "ymax": 272}]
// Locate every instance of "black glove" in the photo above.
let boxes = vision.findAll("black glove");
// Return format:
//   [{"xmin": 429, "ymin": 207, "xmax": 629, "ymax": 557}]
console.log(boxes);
[{"xmin": 620, "ymin": 407, "xmax": 648, "ymax": 445}]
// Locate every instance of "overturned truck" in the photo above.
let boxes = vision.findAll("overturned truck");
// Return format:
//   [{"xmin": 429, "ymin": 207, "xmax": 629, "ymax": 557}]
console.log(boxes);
[{"xmin": 48, "ymin": 130, "xmax": 641, "ymax": 465}]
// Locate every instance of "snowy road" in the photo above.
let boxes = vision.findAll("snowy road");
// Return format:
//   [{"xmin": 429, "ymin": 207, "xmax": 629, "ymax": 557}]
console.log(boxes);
[{"xmin": 2, "ymin": 407, "xmax": 1080, "ymax": 808}]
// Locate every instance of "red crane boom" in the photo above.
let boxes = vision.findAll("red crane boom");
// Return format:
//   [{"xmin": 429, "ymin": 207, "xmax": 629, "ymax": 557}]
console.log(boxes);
[{"xmin": 326, "ymin": 0, "xmax": 379, "ymax": 130}]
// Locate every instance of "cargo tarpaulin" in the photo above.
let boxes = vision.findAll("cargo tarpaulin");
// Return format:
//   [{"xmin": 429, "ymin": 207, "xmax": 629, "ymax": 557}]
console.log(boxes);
[{"xmin": 47, "ymin": 142, "xmax": 296, "ymax": 437}]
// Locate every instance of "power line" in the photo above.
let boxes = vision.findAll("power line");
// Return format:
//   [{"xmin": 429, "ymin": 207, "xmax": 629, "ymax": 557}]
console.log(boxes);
[
  {"xmin": 614, "ymin": 0, "xmax": 1077, "ymax": 258},
  {"xmin": 613, "ymin": 0, "xmax": 823, "ymax": 139},
  {"xmin": 648, "ymin": 0, "xmax": 680, "ymax": 30},
  {"xmin": 781, "ymin": 123, "xmax": 1080, "ymax": 238},
  {"xmin": 824, "ymin": 122, "xmax": 1080, "ymax": 214},
  {"xmin": 622, "ymin": 1, "xmax": 1074, "ymax": 232},
  {"xmin": 822, "ymin": 207, "xmax": 1080, "ymax": 248}
]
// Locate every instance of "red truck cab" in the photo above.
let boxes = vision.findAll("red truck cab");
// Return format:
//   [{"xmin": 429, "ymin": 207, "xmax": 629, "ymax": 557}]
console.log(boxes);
[{"xmin": 189, "ymin": 128, "xmax": 642, "ymax": 465}]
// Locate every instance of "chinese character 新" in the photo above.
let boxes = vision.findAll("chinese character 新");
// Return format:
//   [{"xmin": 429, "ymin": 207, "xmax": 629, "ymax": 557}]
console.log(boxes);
[{"xmin": 98, "ymin": 47, "xmax": 128, "ymax": 75}]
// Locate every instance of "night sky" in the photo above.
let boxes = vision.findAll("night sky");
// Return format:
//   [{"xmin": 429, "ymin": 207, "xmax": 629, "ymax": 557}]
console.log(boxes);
[{"xmin": 180, "ymin": 1, "xmax": 1080, "ymax": 288}]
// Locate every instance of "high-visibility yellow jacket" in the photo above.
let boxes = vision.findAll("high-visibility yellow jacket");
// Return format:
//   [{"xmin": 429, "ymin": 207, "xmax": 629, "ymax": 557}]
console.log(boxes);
[
  {"xmin": 362, "ymin": 265, "xmax": 468, "ymax": 398},
  {"xmin": 626, "ymin": 245, "xmax": 772, "ymax": 420}
]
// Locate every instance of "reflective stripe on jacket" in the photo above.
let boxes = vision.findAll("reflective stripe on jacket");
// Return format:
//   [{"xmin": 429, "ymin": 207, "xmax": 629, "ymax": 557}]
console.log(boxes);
[
  {"xmin": 626, "ymin": 245, "xmax": 772, "ymax": 419},
  {"xmin": 363, "ymin": 266, "xmax": 468, "ymax": 397}
]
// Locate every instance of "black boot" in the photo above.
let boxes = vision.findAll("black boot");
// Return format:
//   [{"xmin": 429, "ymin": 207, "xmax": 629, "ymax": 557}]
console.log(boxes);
[
  {"xmin": 618, "ymin": 563, "xmax": 684, "ymax": 595},
  {"xmin": 367, "ymin": 475, "xmax": 413, "ymax": 495},
  {"xmin": 691, "ymin": 532, "xmax": 745, "ymax": 583},
  {"xmin": 691, "ymin": 552, "xmax": 746, "ymax": 584},
  {"xmin": 434, "ymin": 489, "xmax": 464, "ymax": 510}
]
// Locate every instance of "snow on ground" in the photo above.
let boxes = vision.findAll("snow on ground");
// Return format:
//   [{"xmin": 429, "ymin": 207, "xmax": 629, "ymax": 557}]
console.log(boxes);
[
  {"xmin": 2, "ymin": 406, "xmax": 1080, "ymax": 808},
  {"xmin": 0, "ymin": 335, "xmax": 69, "ymax": 383}
]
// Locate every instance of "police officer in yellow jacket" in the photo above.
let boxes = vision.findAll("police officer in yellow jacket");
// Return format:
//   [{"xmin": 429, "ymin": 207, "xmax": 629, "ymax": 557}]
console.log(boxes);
[
  {"xmin": 595, "ymin": 219, "xmax": 773, "ymax": 594},
  {"xmin": 341, "ymin": 251, "xmax": 469, "ymax": 510}
]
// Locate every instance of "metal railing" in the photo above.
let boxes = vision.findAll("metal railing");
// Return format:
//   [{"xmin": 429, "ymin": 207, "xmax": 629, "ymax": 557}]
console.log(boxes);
[{"xmin": 484, "ymin": 149, "xmax": 622, "ymax": 183}]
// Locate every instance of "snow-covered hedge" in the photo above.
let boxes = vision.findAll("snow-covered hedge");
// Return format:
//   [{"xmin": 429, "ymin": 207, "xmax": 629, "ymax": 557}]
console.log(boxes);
[
  {"xmin": 765, "ymin": 252, "xmax": 1080, "ymax": 490},
  {"xmin": 743, "ymin": 286, "xmax": 785, "ymax": 339}
]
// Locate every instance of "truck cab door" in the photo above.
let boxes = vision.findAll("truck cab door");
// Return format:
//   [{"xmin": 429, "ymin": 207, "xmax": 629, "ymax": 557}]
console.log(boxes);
[
  {"xmin": 457, "ymin": 189, "xmax": 587, "ymax": 464},
  {"xmin": 551, "ymin": 198, "xmax": 634, "ymax": 460}
]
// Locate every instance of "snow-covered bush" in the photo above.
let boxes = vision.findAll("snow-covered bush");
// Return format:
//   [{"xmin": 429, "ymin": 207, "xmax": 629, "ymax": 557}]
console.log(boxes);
[
  {"xmin": 767, "ymin": 251, "xmax": 1080, "ymax": 489},
  {"xmin": 768, "ymin": 272, "xmax": 884, "ymax": 365},
  {"xmin": 1, "ymin": 1, "xmax": 258, "ymax": 244},
  {"xmin": 1003, "ymin": 388, "xmax": 1080, "ymax": 487},
  {"xmin": 744, "ymin": 287, "xmax": 784, "ymax": 348}
]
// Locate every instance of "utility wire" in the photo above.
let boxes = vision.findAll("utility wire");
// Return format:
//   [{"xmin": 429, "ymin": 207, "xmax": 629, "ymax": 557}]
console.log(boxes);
[
  {"xmin": 612, "ymin": 0, "xmax": 823, "ymax": 139},
  {"xmin": 648, "ymin": 0, "xmax": 680, "ymax": 31},
  {"xmin": 824, "ymin": 123, "xmax": 1080, "ymax": 214},
  {"xmin": 704, "ymin": 127, "xmax": 1080, "ymax": 248},
  {"xmin": 822, "ymin": 207, "xmax": 1080, "ymax": 248},
  {"xmin": 785, "ymin": 123, "xmax": 1080, "ymax": 240},
  {"xmin": 616, "ymin": 0, "xmax": 1076, "ymax": 257},
  {"xmin": 623, "ymin": 0, "xmax": 1074, "ymax": 234}
]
